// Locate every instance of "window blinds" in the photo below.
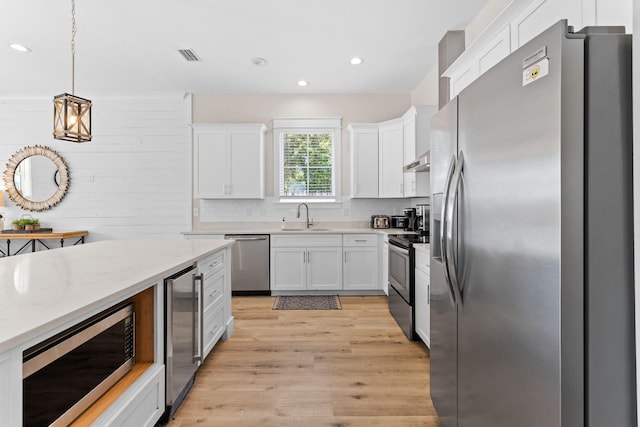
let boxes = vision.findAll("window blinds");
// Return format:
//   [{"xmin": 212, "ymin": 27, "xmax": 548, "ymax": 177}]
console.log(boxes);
[{"xmin": 279, "ymin": 132, "xmax": 335, "ymax": 197}]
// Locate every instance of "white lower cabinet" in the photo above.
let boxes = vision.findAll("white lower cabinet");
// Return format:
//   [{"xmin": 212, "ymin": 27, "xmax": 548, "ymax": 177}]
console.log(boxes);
[
  {"xmin": 271, "ymin": 233, "xmax": 385, "ymax": 294},
  {"xmin": 414, "ymin": 249, "xmax": 430, "ymax": 347},
  {"xmin": 271, "ymin": 248, "xmax": 307, "ymax": 291},
  {"xmin": 307, "ymin": 247, "xmax": 343, "ymax": 290},
  {"xmin": 95, "ymin": 364, "xmax": 165, "ymax": 427},
  {"xmin": 382, "ymin": 237, "xmax": 389, "ymax": 295},
  {"xmin": 0, "ymin": 350, "xmax": 20, "ymax": 426},
  {"xmin": 343, "ymin": 234, "xmax": 379, "ymax": 291},
  {"xmin": 271, "ymin": 236, "xmax": 342, "ymax": 291},
  {"xmin": 197, "ymin": 249, "xmax": 229, "ymax": 360}
]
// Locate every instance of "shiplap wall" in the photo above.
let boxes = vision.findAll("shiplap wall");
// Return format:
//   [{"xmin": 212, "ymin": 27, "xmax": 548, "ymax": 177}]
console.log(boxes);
[{"xmin": 0, "ymin": 98, "xmax": 191, "ymax": 244}]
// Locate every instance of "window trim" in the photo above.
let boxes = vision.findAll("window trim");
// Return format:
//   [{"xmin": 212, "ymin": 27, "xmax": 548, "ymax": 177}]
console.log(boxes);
[{"xmin": 273, "ymin": 118, "xmax": 342, "ymax": 203}]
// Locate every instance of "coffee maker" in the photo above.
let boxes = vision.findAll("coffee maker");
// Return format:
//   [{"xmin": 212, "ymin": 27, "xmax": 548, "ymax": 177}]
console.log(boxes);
[
  {"xmin": 403, "ymin": 208, "xmax": 417, "ymax": 231},
  {"xmin": 416, "ymin": 204, "xmax": 430, "ymax": 235}
]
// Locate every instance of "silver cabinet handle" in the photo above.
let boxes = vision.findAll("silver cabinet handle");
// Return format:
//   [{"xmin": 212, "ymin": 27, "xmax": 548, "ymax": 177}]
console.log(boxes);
[
  {"xmin": 445, "ymin": 151, "xmax": 464, "ymax": 308},
  {"xmin": 344, "ymin": 252, "xmax": 347, "ymax": 263},
  {"xmin": 441, "ymin": 154, "xmax": 457, "ymax": 307}
]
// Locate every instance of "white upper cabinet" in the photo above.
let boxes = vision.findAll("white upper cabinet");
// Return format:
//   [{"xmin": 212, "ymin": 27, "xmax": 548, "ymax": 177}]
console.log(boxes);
[
  {"xmin": 348, "ymin": 124, "xmax": 379, "ymax": 198},
  {"xmin": 444, "ymin": 0, "xmax": 633, "ymax": 100},
  {"xmin": 510, "ymin": 0, "xmax": 583, "ymax": 50},
  {"xmin": 193, "ymin": 123, "xmax": 266, "ymax": 199},
  {"xmin": 478, "ymin": 26, "xmax": 511, "ymax": 75},
  {"xmin": 378, "ymin": 118, "xmax": 405, "ymax": 198},
  {"xmin": 402, "ymin": 106, "xmax": 437, "ymax": 198}
]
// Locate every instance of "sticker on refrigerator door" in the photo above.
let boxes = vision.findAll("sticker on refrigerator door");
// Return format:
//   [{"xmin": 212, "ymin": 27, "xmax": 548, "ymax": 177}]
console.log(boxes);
[{"xmin": 523, "ymin": 59, "xmax": 549, "ymax": 86}]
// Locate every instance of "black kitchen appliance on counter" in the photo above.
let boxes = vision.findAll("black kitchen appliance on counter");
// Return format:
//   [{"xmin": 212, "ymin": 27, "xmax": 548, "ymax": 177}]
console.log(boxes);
[
  {"xmin": 390, "ymin": 215, "xmax": 406, "ymax": 229},
  {"xmin": 403, "ymin": 208, "xmax": 417, "ymax": 231},
  {"xmin": 416, "ymin": 204, "xmax": 430, "ymax": 235}
]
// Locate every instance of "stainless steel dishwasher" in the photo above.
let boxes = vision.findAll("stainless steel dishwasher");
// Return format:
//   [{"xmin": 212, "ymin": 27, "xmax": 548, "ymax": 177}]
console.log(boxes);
[{"xmin": 224, "ymin": 234, "xmax": 270, "ymax": 295}]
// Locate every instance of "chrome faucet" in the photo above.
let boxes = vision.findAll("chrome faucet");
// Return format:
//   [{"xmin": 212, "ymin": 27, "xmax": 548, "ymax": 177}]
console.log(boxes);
[{"xmin": 296, "ymin": 203, "xmax": 310, "ymax": 228}]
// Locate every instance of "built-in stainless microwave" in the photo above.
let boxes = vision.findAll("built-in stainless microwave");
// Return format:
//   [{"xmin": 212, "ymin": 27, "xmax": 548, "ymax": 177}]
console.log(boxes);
[{"xmin": 23, "ymin": 302, "xmax": 135, "ymax": 427}]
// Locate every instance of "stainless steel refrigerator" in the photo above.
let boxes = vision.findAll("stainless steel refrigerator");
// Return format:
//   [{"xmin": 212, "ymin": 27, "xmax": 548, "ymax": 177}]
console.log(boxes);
[{"xmin": 430, "ymin": 20, "xmax": 636, "ymax": 427}]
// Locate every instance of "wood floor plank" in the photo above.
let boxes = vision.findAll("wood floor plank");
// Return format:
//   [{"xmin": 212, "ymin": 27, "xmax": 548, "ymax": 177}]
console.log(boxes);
[{"xmin": 166, "ymin": 295, "xmax": 441, "ymax": 426}]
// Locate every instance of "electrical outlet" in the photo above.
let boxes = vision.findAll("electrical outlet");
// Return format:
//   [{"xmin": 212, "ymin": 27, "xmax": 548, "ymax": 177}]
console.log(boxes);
[
  {"xmin": 88, "ymin": 174, "xmax": 95, "ymax": 183},
  {"xmin": 246, "ymin": 208, "xmax": 252, "ymax": 216},
  {"xmin": 193, "ymin": 208, "xmax": 199, "ymax": 217},
  {"xmin": 343, "ymin": 208, "xmax": 350, "ymax": 217}
]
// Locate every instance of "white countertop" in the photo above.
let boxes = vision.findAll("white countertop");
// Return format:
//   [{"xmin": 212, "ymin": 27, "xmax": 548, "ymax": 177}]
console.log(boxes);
[
  {"xmin": 185, "ymin": 221, "xmax": 409, "ymax": 236},
  {"xmin": 0, "ymin": 239, "xmax": 233, "ymax": 353}
]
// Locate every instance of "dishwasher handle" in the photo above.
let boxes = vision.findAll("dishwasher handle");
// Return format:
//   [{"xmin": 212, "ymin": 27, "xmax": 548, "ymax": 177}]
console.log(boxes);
[{"xmin": 224, "ymin": 235, "xmax": 269, "ymax": 241}]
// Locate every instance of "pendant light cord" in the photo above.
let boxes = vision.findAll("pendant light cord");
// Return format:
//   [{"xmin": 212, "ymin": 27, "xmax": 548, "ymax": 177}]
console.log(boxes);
[{"xmin": 71, "ymin": 0, "xmax": 76, "ymax": 95}]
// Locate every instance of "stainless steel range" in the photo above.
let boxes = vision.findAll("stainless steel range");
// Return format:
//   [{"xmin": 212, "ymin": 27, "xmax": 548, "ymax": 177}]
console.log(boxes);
[{"xmin": 387, "ymin": 233, "xmax": 429, "ymax": 340}]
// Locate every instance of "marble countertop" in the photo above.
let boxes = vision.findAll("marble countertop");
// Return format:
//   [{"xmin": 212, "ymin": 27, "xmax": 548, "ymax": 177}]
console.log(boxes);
[{"xmin": 0, "ymin": 239, "xmax": 232, "ymax": 353}]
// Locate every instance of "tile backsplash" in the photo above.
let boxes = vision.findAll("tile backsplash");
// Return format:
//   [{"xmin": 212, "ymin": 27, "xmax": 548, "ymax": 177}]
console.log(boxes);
[{"xmin": 195, "ymin": 197, "xmax": 430, "ymax": 227}]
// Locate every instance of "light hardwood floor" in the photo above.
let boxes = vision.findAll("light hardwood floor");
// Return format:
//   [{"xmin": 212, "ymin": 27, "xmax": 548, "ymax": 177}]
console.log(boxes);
[{"xmin": 167, "ymin": 295, "xmax": 441, "ymax": 427}]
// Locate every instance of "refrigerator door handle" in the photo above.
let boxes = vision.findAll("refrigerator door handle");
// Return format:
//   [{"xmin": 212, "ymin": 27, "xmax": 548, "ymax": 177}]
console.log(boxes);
[
  {"xmin": 445, "ymin": 151, "xmax": 465, "ymax": 308},
  {"xmin": 441, "ymin": 154, "xmax": 458, "ymax": 307}
]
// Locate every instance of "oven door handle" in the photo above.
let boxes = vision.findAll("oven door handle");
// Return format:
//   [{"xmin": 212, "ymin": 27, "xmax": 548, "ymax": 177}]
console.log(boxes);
[
  {"xmin": 441, "ymin": 154, "xmax": 458, "ymax": 307},
  {"xmin": 388, "ymin": 241, "xmax": 410, "ymax": 256},
  {"xmin": 445, "ymin": 151, "xmax": 464, "ymax": 309}
]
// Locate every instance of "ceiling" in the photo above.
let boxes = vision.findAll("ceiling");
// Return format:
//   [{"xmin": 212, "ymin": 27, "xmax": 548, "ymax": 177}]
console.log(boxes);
[{"xmin": 0, "ymin": 0, "xmax": 488, "ymax": 97}]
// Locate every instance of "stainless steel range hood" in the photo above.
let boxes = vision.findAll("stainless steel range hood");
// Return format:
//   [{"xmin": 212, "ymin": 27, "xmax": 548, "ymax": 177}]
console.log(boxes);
[{"xmin": 403, "ymin": 151, "xmax": 430, "ymax": 172}]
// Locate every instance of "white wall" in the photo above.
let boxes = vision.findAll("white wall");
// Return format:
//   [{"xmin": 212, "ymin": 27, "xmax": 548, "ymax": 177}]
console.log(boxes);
[
  {"xmin": 0, "ymin": 98, "xmax": 191, "ymax": 244},
  {"xmin": 411, "ymin": 66, "xmax": 439, "ymax": 106}
]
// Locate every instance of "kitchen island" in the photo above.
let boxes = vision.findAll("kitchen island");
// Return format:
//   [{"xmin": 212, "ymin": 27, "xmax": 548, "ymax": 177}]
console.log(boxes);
[{"xmin": 0, "ymin": 239, "xmax": 233, "ymax": 426}]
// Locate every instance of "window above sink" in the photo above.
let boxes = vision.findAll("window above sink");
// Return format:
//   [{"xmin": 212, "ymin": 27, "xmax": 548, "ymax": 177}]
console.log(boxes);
[{"xmin": 273, "ymin": 118, "xmax": 342, "ymax": 203}]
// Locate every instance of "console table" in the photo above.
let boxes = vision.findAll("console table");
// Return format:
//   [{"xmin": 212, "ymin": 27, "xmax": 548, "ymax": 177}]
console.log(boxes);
[{"xmin": 0, "ymin": 230, "xmax": 88, "ymax": 256}]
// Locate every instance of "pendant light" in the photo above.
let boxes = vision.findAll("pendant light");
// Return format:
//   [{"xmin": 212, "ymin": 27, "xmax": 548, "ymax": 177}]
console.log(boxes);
[{"xmin": 53, "ymin": 0, "xmax": 92, "ymax": 142}]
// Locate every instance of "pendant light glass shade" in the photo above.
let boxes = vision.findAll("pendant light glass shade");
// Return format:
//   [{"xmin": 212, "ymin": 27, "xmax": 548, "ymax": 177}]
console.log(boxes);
[{"xmin": 53, "ymin": 93, "xmax": 92, "ymax": 142}]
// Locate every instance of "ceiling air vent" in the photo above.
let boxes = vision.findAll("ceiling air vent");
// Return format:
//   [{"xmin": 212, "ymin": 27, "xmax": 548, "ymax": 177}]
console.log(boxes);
[{"xmin": 178, "ymin": 49, "xmax": 201, "ymax": 62}]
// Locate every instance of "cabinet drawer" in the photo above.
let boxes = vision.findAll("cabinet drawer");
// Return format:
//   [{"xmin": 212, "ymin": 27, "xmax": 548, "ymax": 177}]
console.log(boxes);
[
  {"xmin": 271, "ymin": 234, "xmax": 342, "ymax": 248},
  {"xmin": 202, "ymin": 271, "xmax": 224, "ymax": 312},
  {"xmin": 343, "ymin": 234, "xmax": 377, "ymax": 247},
  {"xmin": 199, "ymin": 252, "xmax": 225, "ymax": 278},
  {"xmin": 203, "ymin": 304, "xmax": 225, "ymax": 359},
  {"xmin": 96, "ymin": 364, "xmax": 165, "ymax": 427}
]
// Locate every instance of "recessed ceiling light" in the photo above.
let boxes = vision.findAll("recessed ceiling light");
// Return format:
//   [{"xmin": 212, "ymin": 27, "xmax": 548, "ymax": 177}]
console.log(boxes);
[
  {"xmin": 251, "ymin": 57, "xmax": 268, "ymax": 66},
  {"xmin": 297, "ymin": 80, "xmax": 309, "ymax": 87},
  {"xmin": 350, "ymin": 57, "xmax": 363, "ymax": 65},
  {"xmin": 9, "ymin": 43, "xmax": 31, "ymax": 53}
]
